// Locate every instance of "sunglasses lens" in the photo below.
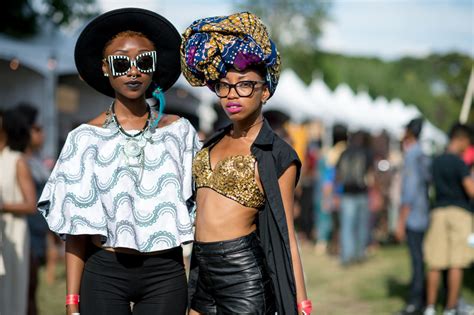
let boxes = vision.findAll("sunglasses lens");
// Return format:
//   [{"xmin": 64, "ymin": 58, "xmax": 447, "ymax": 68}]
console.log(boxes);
[
  {"xmin": 112, "ymin": 59, "xmax": 130, "ymax": 73},
  {"xmin": 136, "ymin": 55, "xmax": 154, "ymax": 72}
]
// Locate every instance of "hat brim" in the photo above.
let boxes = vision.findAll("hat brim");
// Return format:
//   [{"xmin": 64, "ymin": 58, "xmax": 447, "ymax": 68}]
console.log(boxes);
[{"xmin": 75, "ymin": 8, "xmax": 181, "ymax": 98}]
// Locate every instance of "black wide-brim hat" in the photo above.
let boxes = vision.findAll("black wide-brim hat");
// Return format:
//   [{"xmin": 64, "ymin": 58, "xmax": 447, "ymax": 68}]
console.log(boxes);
[{"xmin": 75, "ymin": 8, "xmax": 181, "ymax": 98}]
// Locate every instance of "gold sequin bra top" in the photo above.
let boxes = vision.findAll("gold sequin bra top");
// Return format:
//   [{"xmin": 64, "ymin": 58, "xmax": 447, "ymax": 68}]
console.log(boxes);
[{"xmin": 192, "ymin": 147, "xmax": 266, "ymax": 209}]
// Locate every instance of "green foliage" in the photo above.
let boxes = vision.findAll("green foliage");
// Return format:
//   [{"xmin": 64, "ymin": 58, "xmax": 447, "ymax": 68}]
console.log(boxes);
[
  {"xmin": 283, "ymin": 49, "xmax": 473, "ymax": 131},
  {"xmin": 42, "ymin": 0, "xmax": 98, "ymax": 27},
  {"xmin": 1, "ymin": 1, "xmax": 37, "ymax": 37},
  {"xmin": 235, "ymin": 0, "xmax": 331, "ymax": 51},
  {"xmin": 1, "ymin": 0, "xmax": 98, "ymax": 38}
]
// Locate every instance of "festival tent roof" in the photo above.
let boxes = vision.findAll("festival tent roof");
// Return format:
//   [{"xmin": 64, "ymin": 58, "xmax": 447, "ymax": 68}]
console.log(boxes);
[
  {"xmin": 308, "ymin": 78, "xmax": 336, "ymax": 123},
  {"xmin": 331, "ymin": 83, "xmax": 360, "ymax": 128},
  {"xmin": 265, "ymin": 69, "xmax": 323, "ymax": 122},
  {"xmin": 306, "ymin": 76, "xmax": 447, "ymax": 146}
]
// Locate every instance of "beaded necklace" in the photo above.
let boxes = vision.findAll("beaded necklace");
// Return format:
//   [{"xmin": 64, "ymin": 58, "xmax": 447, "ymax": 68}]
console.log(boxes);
[
  {"xmin": 111, "ymin": 102, "xmax": 150, "ymax": 138},
  {"xmin": 104, "ymin": 102, "xmax": 157, "ymax": 168}
]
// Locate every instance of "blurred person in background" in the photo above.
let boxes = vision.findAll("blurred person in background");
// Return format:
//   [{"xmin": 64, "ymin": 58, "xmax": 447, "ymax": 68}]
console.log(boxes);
[
  {"xmin": 0, "ymin": 109, "xmax": 37, "ymax": 315},
  {"xmin": 367, "ymin": 132, "xmax": 392, "ymax": 251},
  {"xmin": 296, "ymin": 120, "xmax": 319, "ymax": 246},
  {"xmin": 15, "ymin": 103, "xmax": 52, "ymax": 315},
  {"xmin": 181, "ymin": 12, "xmax": 309, "ymax": 315},
  {"xmin": 336, "ymin": 130, "xmax": 373, "ymax": 266},
  {"xmin": 423, "ymin": 123, "xmax": 474, "ymax": 315},
  {"xmin": 387, "ymin": 146, "xmax": 404, "ymax": 241},
  {"xmin": 395, "ymin": 117, "xmax": 431, "ymax": 315},
  {"xmin": 315, "ymin": 124, "xmax": 347, "ymax": 255}
]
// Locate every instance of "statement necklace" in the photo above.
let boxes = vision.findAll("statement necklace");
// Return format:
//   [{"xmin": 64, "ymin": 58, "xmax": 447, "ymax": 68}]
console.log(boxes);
[{"xmin": 105, "ymin": 102, "xmax": 155, "ymax": 167}]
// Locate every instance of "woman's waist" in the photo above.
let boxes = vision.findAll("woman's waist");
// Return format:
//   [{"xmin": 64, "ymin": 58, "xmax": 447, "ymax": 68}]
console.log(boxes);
[
  {"xmin": 87, "ymin": 227, "xmax": 193, "ymax": 253},
  {"xmin": 194, "ymin": 209, "xmax": 257, "ymax": 243},
  {"xmin": 90, "ymin": 236, "xmax": 182, "ymax": 256},
  {"xmin": 193, "ymin": 230, "xmax": 261, "ymax": 256}
]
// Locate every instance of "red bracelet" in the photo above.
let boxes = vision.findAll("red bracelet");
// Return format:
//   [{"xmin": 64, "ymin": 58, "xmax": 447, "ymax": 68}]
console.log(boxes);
[
  {"xmin": 297, "ymin": 300, "xmax": 312, "ymax": 315},
  {"xmin": 65, "ymin": 294, "xmax": 80, "ymax": 306}
]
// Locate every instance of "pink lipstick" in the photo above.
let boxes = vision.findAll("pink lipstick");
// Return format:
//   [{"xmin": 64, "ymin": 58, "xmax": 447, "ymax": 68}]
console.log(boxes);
[{"xmin": 225, "ymin": 102, "xmax": 242, "ymax": 114}]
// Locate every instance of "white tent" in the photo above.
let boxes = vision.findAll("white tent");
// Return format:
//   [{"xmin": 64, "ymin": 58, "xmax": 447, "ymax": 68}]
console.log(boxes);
[
  {"xmin": 332, "ymin": 83, "xmax": 359, "ymax": 128},
  {"xmin": 265, "ymin": 70, "xmax": 322, "ymax": 122},
  {"xmin": 352, "ymin": 90, "xmax": 378, "ymax": 132},
  {"xmin": 305, "ymin": 76, "xmax": 447, "ymax": 146},
  {"xmin": 308, "ymin": 78, "xmax": 336, "ymax": 124}
]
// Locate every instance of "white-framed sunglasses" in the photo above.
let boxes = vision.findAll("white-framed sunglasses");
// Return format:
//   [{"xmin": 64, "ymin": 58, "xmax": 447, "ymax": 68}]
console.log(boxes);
[{"xmin": 105, "ymin": 51, "xmax": 157, "ymax": 77}]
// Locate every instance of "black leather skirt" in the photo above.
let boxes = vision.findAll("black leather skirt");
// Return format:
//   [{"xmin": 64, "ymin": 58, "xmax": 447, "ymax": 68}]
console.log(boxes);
[{"xmin": 191, "ymin": 231, "xmax": 275, "ymax": 314}]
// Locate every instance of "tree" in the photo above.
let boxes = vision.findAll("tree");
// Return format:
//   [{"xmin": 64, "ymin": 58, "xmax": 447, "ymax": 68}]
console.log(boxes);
[
  {"xmin": 2, "ymin": 0, "xmax": 98, "ymax": 38},
  {"xmin": 236, "ymin": 0, "xmax": 331, "ymax": 52}
]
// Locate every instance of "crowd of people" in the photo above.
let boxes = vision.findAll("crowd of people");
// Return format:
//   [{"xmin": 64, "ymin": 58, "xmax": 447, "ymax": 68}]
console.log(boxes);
[
  {"xmin": 0, "ymin": 6, "xmax": 473, "ymax": 315},
  {"xmin": 291, "ymin": 117, "xmax": 474, "ymax": 315}
]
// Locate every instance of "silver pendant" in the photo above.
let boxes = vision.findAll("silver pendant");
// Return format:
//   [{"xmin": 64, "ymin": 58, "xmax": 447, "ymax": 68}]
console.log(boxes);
[{"xmin": 123, "ymin": 139, "xmax": 142, "ymax": 158}]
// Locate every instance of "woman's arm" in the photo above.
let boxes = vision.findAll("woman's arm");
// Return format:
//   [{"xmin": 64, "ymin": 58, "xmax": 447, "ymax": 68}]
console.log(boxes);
[
  {"xmin": 278, "ymin": 163, "xmax": 308, "ymax": 311},
  {"xmin": 66, "ymin": 235, "xmax": 89, "ymax": 315},
  {"xmin": 2, "ymin": 157, "xmax": 36, "ymax": 214}
]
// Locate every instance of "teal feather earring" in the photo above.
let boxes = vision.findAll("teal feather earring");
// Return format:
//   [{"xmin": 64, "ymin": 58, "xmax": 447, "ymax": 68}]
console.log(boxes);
[{"xmin": 151, "ymin": 84, "xmax": 165, "ymax": 129}]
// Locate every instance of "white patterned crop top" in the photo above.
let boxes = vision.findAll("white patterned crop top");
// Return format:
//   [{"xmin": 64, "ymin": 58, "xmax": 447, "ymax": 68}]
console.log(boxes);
[{"xmin": 38, "ymin": 117, "xmax": 201, "ymax": 253}]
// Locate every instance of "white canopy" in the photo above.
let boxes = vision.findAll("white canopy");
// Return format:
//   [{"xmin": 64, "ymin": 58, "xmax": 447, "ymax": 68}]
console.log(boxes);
[
  {"xmin": 265, "ymin": 69, "xmax": 323, "ymax": 122},
  {"xmin": 265, "ymin": 70, "xmax": 447, "ymax": 146}
]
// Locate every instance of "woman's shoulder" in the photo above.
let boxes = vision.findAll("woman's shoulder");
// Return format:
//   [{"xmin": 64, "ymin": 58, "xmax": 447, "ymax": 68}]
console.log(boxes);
[
  {"xmin": 264, "ymin": 130, "xmax": 301, "ymax": 179},
  {"xmin": 154, "ymin": 115, "xmax": 196, "ymax": 136},
  {"xmin": 87, "ymin": 111, "xmax": 108, "ymax": 127},
  {"xmin": 268, "ymin": 130, "xmax": 299, "ymax": 160},
  {"xmin": 158, "ymin": 114, "xmax": 181, "ymax": 128},
  {"xmin": 2, "ymin": 146, "xmax": 23, "ymax": 162}
]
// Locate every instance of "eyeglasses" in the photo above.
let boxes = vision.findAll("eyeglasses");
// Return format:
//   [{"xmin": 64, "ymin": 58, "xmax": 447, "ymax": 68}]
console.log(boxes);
[
  {"xmin": 214, "ymin": 80, "xmax": 266, "ymax": 98},
  {"xmin": 105, "ymin": 51, "xmax": 157, "ymax": 77}
]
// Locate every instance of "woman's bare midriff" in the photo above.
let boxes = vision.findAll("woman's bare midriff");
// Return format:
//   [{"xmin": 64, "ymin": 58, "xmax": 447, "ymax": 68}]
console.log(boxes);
[{"xmin": 194, "ymin": 188, "xmax": 259, "ymax": 242}]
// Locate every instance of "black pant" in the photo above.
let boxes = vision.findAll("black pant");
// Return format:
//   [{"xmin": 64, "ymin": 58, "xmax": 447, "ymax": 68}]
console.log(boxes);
[
  {"xmin": 406, "ymin": 228, "xmax": 425, "ymax": 308},
  {"xmin": 191, "ymin": 231, "xmax": 275, "ymax": 315},
  {"xmin": 80, "ymin": 246, "xmax": 187, "ymax": 315}
]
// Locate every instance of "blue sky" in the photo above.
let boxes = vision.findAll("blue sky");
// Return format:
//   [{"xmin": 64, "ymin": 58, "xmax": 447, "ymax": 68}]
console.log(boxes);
[
  {"xmin": 322, "ymin": 0, "xmax": 473, "ymax": 59},
  {"xmin": 98, "ymin": 0, "xmax": 473, "ymax": 60}
]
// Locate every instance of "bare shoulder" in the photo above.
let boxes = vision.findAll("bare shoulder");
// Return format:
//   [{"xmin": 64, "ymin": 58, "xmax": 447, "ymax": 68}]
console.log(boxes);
[
  {"xmin": 87, "ymin": 112, "xmax": 108, "ymax": 127},
  {"xmin": 158, "ymin": 114, "xmax": 181, "ymax": 128}
]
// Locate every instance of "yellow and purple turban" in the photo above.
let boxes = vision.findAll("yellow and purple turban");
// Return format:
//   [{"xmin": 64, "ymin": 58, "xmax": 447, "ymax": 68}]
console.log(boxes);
[{"xmin": 180, "ymin": 12, "xmax": 281, "ymax": 96}]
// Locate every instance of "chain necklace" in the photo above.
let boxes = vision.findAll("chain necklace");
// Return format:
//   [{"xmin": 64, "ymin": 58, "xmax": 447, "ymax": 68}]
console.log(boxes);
[
  {"xmin": 111, "ymin": 102, "xmax": 150, "ymax": 138},
  {"xmin": 105, "ymin": 102, "xmax": 156, "ymax": 167}
]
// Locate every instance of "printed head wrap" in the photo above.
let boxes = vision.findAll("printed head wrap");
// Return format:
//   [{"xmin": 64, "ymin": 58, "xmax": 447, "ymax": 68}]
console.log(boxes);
[{"xmin": 181, "ymin": 12, "xmax": 281, "ymax": 96}]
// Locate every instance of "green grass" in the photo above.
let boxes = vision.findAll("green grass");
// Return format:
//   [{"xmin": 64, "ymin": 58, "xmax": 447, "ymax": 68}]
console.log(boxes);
[{"xmin": 38, "ymin": 245, "xmax": 474, "ymax": 315}]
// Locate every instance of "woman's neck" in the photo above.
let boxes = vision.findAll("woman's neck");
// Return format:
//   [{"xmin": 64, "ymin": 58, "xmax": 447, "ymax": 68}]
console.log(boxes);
[
  {"xmin": 114, "ymin": 96, "xmax": 149, "ymax": 119},
  {"xmin": 231, "ymin": 113, "xmax": 264, "ymax": 139}
]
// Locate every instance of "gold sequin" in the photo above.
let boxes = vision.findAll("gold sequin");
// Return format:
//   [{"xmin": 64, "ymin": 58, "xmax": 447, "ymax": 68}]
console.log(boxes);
[{"xmin": 192, "ymin": 147, "xmax": 265, "ymax": 209}]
